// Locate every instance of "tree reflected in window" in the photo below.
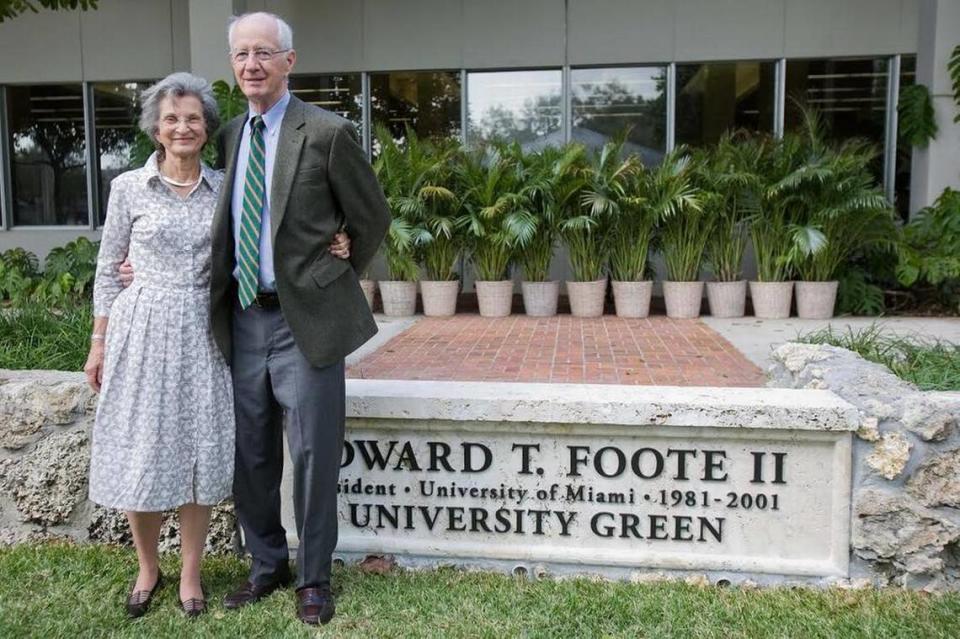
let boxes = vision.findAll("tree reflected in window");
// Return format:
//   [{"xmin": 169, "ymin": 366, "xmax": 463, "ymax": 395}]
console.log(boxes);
[
  {"xmin": 8, "ymin": 84, "xmax": 88, "ymax": 226},
  {"xmin": 93, "ymin": 81, "xmax": 153, "ymax": 225},
  {"xmin": 370, "ymin": 71, "xmax": 461, "ymax": 151},
  {"xmin": 572, "ymin": 66, "xmax": 667, "ymax": 165},
  {"xmin": 467, "ymin": 70, "xmax": 561, "ymax": 147}
]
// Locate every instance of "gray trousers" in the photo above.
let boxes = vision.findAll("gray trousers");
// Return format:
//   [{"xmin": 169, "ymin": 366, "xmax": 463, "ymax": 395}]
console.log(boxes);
[{"xmin": 231, "ymin": 303, "xmax": 345, "ymax": 589}]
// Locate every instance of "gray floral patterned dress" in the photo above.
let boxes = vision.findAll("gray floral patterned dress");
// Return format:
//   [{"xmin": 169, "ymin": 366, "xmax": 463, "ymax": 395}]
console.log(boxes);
[{"xmin": 89, "ymin": 153, "xmax": 235, "ymax": 511}]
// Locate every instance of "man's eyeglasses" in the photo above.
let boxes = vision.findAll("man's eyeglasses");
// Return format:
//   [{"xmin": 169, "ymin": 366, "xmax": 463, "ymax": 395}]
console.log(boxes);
[{"xmin": 229, "ymin": 48, "xmax": 290, "ymax": 64}]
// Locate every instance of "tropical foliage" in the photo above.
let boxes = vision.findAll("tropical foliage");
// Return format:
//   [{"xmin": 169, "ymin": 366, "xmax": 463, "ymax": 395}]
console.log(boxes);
[
  {"xmin": 694, "ymin": 132, "xmax": 761, "ymax": 282},
  {"xmin": 898, "ymin": 188, "xmax": 960, "ymax": 308},
  {"xmin": 0, "ymin": 238, "xmax": 98, "ymax": 307},
  {"xmin": 455, "ymin": 145, "xmax": 535, "ymax": 281},
  {"xmin": 509, "ymin": 143, "xmax": 584, "ymax": 282},
  {"xmin": 561, "ymin": 138, "xmax": 638, "ymax": 282}
]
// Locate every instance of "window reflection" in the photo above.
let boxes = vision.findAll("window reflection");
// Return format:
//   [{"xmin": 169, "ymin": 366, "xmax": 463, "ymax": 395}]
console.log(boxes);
[
  {"xmin": 370, "ymin": 71, "xmax": 461, "ymax": 148},
  {"xmin": 93, "ymin": 81, "xmax": 153, "ymax": 225},
  {"xmin": 289, "ymin": 74, "xmax": 362, "ymax": 132},
  {"xmin": 785, "ymin": 57, "xmax": 888, "ymax": 143},
  {"xmin": 7, "ymin": 84, "xmax": 88, "ymax": 226},
  {"xmin": 466, "ymin": 70, "xmax": 561, "ymax": 147},
  {"xmin": 572, "ymin": 66, "xmax": 666, "ymax": 165},
  {"xmin": 895, "ymin": 56, "xmax": 916, "ymax": 220},
  {"xmin": 676, "ymin": 62, "xmax": 776, "ymax": 146}
]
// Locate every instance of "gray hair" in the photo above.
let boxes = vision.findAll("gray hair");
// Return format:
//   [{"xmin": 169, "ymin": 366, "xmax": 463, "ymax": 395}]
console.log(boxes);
[
  {"xmin": 227, "ymin": 12, "xmax": 294, "ymax": 51},
  {"xmin": 139, "ymin": 72, "xmax": 220, "ymax": 159}
]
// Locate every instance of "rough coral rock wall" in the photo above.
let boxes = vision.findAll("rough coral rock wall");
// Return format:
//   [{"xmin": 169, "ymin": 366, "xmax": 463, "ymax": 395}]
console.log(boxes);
[
  {"xmin": 769, "ymin": 343, "xmax": 960, "ymax": 591},
  {"xmin": 0, "ymin": 370, "xmax": 237, "ymax": 554}
]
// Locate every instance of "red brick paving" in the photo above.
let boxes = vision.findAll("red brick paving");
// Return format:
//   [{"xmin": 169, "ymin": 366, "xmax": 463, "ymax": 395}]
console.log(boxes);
[{"xmin": 347, "ymin": 315, "xmax": 765, "ymax": 387}]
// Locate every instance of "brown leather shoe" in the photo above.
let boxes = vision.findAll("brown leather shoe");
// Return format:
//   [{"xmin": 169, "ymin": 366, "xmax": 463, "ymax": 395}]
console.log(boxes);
[
  {"xmin": 223, "ymin": 570, "xmax": 292, "ymax": 610},
  {"xmin": 125, "ymin": 569, "xmax": 163, "ymax": 618},
  {"xmin": 296, "ymin": 585, "xmax": 335, "ymax": 625}
]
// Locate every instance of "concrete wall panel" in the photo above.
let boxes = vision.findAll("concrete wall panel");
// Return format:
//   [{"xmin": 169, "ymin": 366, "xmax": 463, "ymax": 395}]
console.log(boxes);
[
  {"xmin": 80, "ymin": 0, "xmax": 175, "ymax": 81},
  {"xmin": 363, "ymin": 0, "xmax": 463, "ymax": 71},
  {"xmin": 463, "ymin": 0, "xmax": 565, "ymax": 69},
  {"xmin": 674, "ymin": 0, "xmax": 785, "ymax": 62},
  {"xmin": 785, "ymin": 0, "xmax": 909, "ymax": 58},
  {"xmin": 267, "ymin": 0, "xmax": 364, "ymax": 73},
  {"xmin": 568, "ymin": 0, "xmax": 675, "ymax": 65},
  {"xmin": 0, "ymin": 10, "xmax": 82, "ymax": 83}
]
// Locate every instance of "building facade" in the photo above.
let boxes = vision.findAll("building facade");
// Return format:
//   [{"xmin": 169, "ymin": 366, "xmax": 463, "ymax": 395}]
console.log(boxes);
[{"xmin": 0, "ymin": 0, "xmax": 957, "ymax": 264}]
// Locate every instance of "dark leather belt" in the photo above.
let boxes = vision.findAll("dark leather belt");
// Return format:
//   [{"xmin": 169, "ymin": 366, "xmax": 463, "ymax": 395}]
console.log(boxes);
[{"xmin": 252, "ymin": 292, "xmax": 280, "ymax": 309}]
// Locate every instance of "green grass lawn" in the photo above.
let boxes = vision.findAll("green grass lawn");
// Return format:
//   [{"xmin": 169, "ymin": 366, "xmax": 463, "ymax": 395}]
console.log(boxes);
[{"xmin": 1, "ymin": 544, "xmax": 958, "ymax": 638}]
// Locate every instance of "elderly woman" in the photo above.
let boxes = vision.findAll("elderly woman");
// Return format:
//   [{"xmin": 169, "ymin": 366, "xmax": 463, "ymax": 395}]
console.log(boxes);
[
  {"xmin": 83, "ymin": 71, "xmax": 230, "ymax": 619},
  {"xmin": 83, "ymin": 72, "xmax": 350, "ymax": 618}
]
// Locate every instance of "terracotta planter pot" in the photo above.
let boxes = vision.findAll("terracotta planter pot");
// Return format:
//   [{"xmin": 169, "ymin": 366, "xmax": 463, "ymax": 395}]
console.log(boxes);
[
  {"xmin": 359, "ymin": 279, "xmax": 376, "ymax": 311},
  {"xmin": 566, "ymin": 278, "xmax": 607, "ymax": 317},
  {"xmin": 521, "ymin": 280, "xmax": 560, "ymax": 317},
  {"xmin": 611, "ymin": 280, "xmax": 653, "ymax": 318},
  {"xmin": 795, "ymin": 280, "xmax": 839, "ymax": 319},
  {"xmin": 706, "ymin": 280, "xmax": 747, "ymax": 318},
  {"xmin": 749, "ymin": 281, "xmax": 793, "ymax": 319},
  {"xmin": 378, "ymin": 280, "xmax": 417, "ymax": 317},
  {"xmin": 475, "ymin": 280, "xmax": 514, "ymax": 317},
  {"xmin": 662, "ymin": 281, "xmax": 704, "ymax": 319},
  {"xmin": 420, "ymin": 280, "xmax": 459, "ymax": 317}
]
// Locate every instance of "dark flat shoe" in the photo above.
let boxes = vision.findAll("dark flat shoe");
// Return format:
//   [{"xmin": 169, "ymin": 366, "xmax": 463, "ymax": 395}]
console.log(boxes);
[
  {"xmin": 181, "ymin": 584, "xmax": 207, "ymax": 618},
  {"xmin": 223, "ymin": 567, "xmax": 293, "ymax": 610},
  {"xmin": 297, "ymin": 585, "xmax": 335, "ymax": 625},
  {"xmin": 126, "ymin": 569, "xmax": 163, "ymax": 618}
]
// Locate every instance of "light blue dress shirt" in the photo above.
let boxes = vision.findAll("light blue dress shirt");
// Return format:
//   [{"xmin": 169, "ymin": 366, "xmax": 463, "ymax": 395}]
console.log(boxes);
[{"xmin": 231, "ymin": 90, "xmax": 291, "ymax": 292}]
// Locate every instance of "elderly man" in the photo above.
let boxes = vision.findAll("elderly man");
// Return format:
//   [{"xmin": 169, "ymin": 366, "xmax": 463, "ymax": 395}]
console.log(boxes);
[{"xmin": 212, "ymin": 12, "xmax": 390, "ymax": 625}]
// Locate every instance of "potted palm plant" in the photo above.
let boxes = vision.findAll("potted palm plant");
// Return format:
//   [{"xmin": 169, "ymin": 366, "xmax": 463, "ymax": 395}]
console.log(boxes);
[
  {"xmin": 373, "ymin": 126, "xmax": 430, "ymax": 316},
  {"xmin": 609, "ymin": 151, "xmax": 697, "ymax": 318},
  {"xmin": 402, "ymin": 133, "xmax": 462, "ymax": 317},
  {"xmin": 456, "ymin": 146, "xmax": 535, "ymax": 317},
  {"xmin": 749, "ymin": 134, "xmax": 803, "ymax": 319},
  {"xmin": 697, "ymin": 132, "xmax": 761, "ymax": 318},
  {"xmin": 787, "ymin": 132, "xmax": 898, "ymax": 319},
  {"xmin": 358, "ymin": 269, "xmax": 377, "ymax": 311},
  {"xmin": 658, "ymin": 150, "xmax": 709, "ymax": 318},
  {"xmin": 514, "ymin": 143, "xmax": 584, "ymax": 317},
  {"xmin": 561, "ymin": 139, "xmax": 637, "ymax": 317}
]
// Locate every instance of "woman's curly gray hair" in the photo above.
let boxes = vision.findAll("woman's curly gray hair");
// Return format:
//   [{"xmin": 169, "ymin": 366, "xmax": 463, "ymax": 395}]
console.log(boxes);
[{"xmin": 139, "ymin": 72, "xmax": 220, "ymax": 160}]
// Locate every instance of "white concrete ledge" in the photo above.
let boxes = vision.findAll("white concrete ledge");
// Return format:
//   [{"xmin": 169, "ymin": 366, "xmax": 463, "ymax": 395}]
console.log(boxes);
[{"xmin": 346, "ymin": 380, "xmax": 859, "ymax": 432}]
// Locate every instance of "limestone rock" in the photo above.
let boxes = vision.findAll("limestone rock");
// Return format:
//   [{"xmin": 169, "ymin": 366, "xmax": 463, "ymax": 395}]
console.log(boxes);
[
  {"xmin": 1, "ymin": 430, "xmax": 89, "ymax": 525},
  {"xmin": 907, "ymin": 448, "xmax": 960, "ymax": 509},
  {"xmin": 865, "ymin": 433, "xmax": 911, "ymax": 480},
  {"xmin": 88, "ymin": 501, "xmax": 237, "ymax": 555},
  {"xmin": 901, "ymin": 400, "xmax": 956, "ymax": 442},
  {"xmin": 857, "ymin": 416, "xmax": 881, "ymax": 442},
  {"xmin": 853, "ymin": 489, "xmax": 959, "ymax": 577},
  {"xmin": 0, "ymin": 372, "xmax": 94, "ymax": 450}
]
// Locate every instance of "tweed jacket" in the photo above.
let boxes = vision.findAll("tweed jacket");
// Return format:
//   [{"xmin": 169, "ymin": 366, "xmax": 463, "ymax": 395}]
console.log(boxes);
[{"xmin": 210, "ymin": 95, "xmax": 390, "ymax": 367}]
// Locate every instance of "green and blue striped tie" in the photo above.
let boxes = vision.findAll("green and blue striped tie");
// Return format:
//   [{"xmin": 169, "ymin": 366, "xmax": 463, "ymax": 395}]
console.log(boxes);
[{"xmin": 238, "ymin": 115, "xmax": 266, "ymax": 309}]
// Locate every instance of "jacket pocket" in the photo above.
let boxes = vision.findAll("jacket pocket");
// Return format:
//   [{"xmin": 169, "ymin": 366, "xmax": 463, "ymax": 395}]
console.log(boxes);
[{"xmin": 311, "ymin": 252, "xmax": 352, "ymax": 288}]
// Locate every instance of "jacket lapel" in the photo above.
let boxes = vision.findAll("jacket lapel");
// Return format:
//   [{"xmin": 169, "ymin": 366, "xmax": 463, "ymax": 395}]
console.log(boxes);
[
  {"xmin": 270, "ymin": 95, "xmax": 306, "ymax": 244},
  {"xmin": 212, "ymin": 116, "xmax": 245, "ymax": 247}
]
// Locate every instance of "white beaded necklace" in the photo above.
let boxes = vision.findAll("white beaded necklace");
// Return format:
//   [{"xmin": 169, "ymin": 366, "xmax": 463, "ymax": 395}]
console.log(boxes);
[{"xmin": 159, "ymin": 171, "xmax": 201, "ymax": 188}]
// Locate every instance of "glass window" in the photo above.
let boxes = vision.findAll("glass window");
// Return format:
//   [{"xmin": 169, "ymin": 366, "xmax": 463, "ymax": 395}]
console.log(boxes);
[
  {"xmin": 466, "ymin": 69, "xmax": 561, "ymax": 147},
  {"xmin": 785, "ymin": 57, "xmax": 888, "ymax": 145},
  {"xmin": 572, "ymin": 66, "xmax": 667, "ymax": 165},
  {"xmin": 895, "ymin": 56, "xmax": 916, "ymax": 220},
  {"xmin": 676, "ymin": 62, "xmax": 776, "ymax": 147},
  {"xmin": 289, "ymin": 74, "xmax": 362, "ymax": 132},
  {"xmin": 7, "ymin": 84, "xmax": 88, "ymax": 226},
  {"xmin": 93, "ymin": 81, "xmax": 153, "ymax": 225},
  {"xmin": 370, "ymin": 71, "xmax": 461, "ymax": 147}
]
